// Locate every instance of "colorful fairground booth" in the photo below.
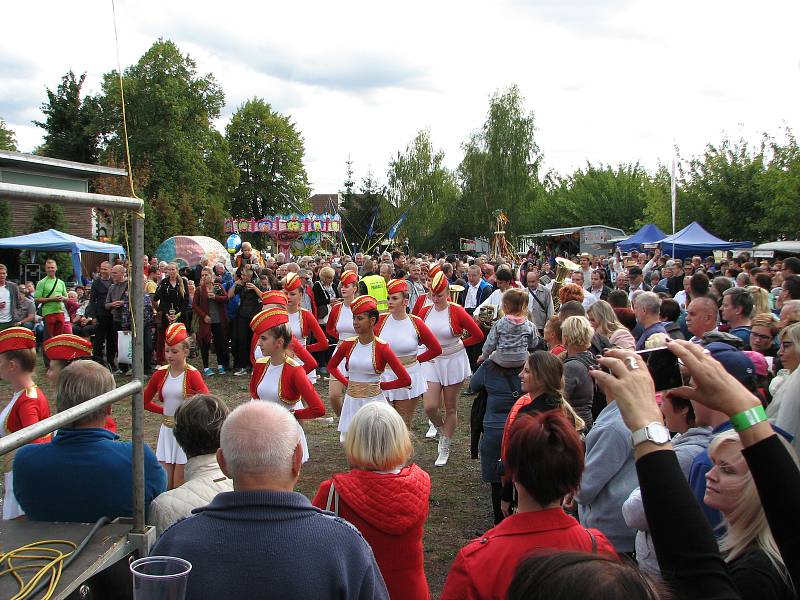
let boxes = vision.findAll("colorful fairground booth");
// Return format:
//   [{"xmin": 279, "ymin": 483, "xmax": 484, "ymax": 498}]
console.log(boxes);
[
  {"xmin": 518, "ymin": 224, "xmax": 626, "ymax": 257},
  {"xmin": 223, "ymin": 213, "xmax": 342, "ymax": 257}
]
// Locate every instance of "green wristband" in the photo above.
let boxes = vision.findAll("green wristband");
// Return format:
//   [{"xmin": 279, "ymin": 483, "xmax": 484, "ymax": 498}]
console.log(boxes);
[{"xmin": 730, "ymin": 405, "xmax": 768, "ymax": 433}]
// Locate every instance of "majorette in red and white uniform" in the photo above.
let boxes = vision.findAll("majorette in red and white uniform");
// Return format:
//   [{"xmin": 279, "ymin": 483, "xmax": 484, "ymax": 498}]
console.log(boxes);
[
  {"xmin": 284, "ymin": 273, "xmax": 329, "ymax": 384},
  {"xmin": 418, "ymin": 272, "xmax": 484, "ymax": 386},
  {"xmin": 144, "ymin": 323, "xmax": 209, "ymax": 465},
  {"xmin": 325, "ymin": 270, "xmax": 358, "ymax": 376},
  {"xmin": 0, "ymin": 327, "xmax": 49, "ymax": 519},
  {"xmin": 44, "ymin": 333, "xmax": 117, "ymax": 433},
  {"xmin": 375, "ymin": 279, "xmax": 442, "ymax": 401},
  {"xmin": 327, "ymin": 295, "xmax": 411, "ymax": 440},
  {"xmin": 410, "ymin": 263, "xmax": 441, "ymax": 316},
  {"xmin": 249, "ymin": 307, "xmax": 325, "ymax": 462},
  {"xmin": 250, "ymin": 290, "xmax": 317, "ymax": 373}
]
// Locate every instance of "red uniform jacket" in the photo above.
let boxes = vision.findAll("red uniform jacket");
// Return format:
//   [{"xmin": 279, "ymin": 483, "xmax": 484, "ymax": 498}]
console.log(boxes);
[
  {"xmin": 248, "ymin": 357, "xmax": 325, "ymax": 421},
  {"xmin": 417, "ymin": 302, "xmax": 485, "ymax": 347},
  {"xmin": 249, "ymin": 334, "xmax": 318, "ymax": 372},
  {"xmin": 143, "ymin": 365, "xmax": 210, "ymax": 414},
  {"xmin": 374, "ymin": 314, "xmax": 443, "ymax": 363},
  {"xmin": 441, "ymin": 508, "xmax": 617, "ymax": 600},
  {"xmin": 312, "ymin": 465, "xmax": 431, "ymax": 600},
  {"xmin": 4, "ymin": 386, "xmax": 50, "ymax": 444},
  {"xmin": 410, "ymin": 294, "xmax": 431, "ymax": 317},
  {"xmin": 325, "ymin": 301, "xmax": 351, "ymax": 340},
  {"xmin": 328, "ymin": 338, "xmax": 411, "ymax": 391},
  {"xmin": 291, "ymin": 308, "xmax": 329, "ymax": 354}
]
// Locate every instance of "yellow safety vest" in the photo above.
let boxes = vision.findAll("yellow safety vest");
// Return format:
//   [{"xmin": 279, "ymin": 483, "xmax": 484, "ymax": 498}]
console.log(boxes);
[{"xmin": 360, "ymin": 275, "xmax": 389, "ymax": 312}]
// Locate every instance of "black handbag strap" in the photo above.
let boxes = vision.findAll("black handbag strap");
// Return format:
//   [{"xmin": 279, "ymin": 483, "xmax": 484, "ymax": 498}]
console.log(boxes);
[
  {"xmin": 45, "ymin": 278, "xmax": 62, "ymax": 298},
  {"xmin": 501, "ymin": 370, "xmax": 520, "ymax": 400},
  {"xmin": 529, "ymin": 288, "xmax": 548, "ymax": 313}
]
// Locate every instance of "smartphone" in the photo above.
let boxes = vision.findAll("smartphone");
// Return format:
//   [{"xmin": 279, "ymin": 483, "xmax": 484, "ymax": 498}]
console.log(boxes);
[{"xmin": 636, "ymin": 346, "xmax": 683, "ymax": 392}]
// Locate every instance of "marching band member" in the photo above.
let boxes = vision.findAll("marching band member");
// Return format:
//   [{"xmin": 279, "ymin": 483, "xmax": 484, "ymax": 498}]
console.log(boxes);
[
  {"xmin": 411, "ymin": 263, "xmax": 441, "ymax": 316},
  {"xmin": 327, "ymin": 295, "xmax": 411, "ymax": 442},
  {"xmin": 419, "ymin": 272, "xmax": 484, "ymax": 466},
  {"xmin": 375, "ymin": 279, "xmax": 442, "ymax": 427},
  {"xmin": 325, "ymin": 269, "xmax": 358, "ymax": 416},
  {"xmin": 144, "ymin": 323, "xmax": 209, "ymax": 489},
  {"xmin": 249, "ymin": 307, "xmax": 325, "ymax": 462},
  {"xmin": 0, "ymin": 327, "xmax": 49, "ymax": 519},
  {"xmin": 44, "ymin": 333, "xmax": 116, "ymax": 433},
  {"xmin": 250, "ymin": 290, "xmax": 318, "ymax": 373},
  {"xmin": 284, "ymin": 273, "xmax": 329, "ymax": 384}
]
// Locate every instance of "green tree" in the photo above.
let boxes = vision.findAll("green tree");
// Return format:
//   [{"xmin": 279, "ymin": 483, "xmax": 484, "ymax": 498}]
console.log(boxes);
[
  {"xmin": 758, "ymin": 131, "xmax": 800, "ymax": 240},
  {"xmin": 0, "ymin": 118, "xmax": 16, "ymax": 236},
  {"xmin": 458, "ymin": 85, "xmax": 542, "ymax": 238},
  {"xmin": 28, "ymin": 204, "xmax": 72, "ymax": 274},
  {"xmin": 386, "ymin": 129, "xmax": 460, "ymax": 251},
  {"xmin": 97, "ymin": 39, "xmax": 237, "ymax": 253},
  {"xmin": 34, "ymin": 71, "xmax": 100, "ymax": 163},
  {"xmin": 226, "ymin": 98, "xmax": 309, "ymax": 218}
]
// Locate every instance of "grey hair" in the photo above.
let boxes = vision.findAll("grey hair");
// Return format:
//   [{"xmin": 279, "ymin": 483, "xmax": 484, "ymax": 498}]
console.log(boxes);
[
  {"xmin": 636, "ymin": 291, "xmax": 661, "ymax": 315},
  {"xmin": 220, "ymin": 402, "xmax": 300, "ymax": 479},
  {"xmin": 56, "ymin": 360, "xmax": 115, "ymax": 426}
]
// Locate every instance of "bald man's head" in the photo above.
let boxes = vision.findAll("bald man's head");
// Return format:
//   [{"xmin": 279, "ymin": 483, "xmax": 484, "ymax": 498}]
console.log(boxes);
[
  {"xmin": 686, "ymin": 296, "xmax": 719, "ymax": 338},
  {"xmin": 218, "ymin": 402, "xmax": 301, "ymax": 488}
]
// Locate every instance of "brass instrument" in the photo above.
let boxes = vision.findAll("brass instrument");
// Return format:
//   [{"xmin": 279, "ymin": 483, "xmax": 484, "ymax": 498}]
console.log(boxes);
[
  {"xmin": 551, "ymin": 257, "xmax": 581, "ymax": 312},
  {"xmin": 477, "ymin": 303, "xmax": 503, "ymax": 333},
  {"xmin": 449, "ymin": 284, "xmax": 465, "ymax": 304}
]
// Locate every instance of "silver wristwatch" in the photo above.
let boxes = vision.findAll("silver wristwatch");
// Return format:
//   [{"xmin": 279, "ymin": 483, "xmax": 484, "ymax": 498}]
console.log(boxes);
[{"xmin": 631, "ymin": 422, "xmax": 671, "ymax": 447}]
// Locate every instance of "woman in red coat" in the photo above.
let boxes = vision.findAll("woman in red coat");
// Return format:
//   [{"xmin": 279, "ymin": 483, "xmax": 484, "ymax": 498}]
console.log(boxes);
[
  {"xmin": 249, "ymin": 307, "xmax": 325, "ymax": 462},
  {"xmin": 325, "ymin": 270, "xmax": 358, "ymax": 416},
  {"xmin": 441, "ymin": 411, "xmax": 617, "ymax": 600},
  {"xmin": 0, "ymin": 327, "xmax": 49, "ymax": 519},
  {"xmin": 284, "ymin": 272, "xmax": 329, "ymax": 384},
  {"xmin": 419, "ymin": 271, "xmax": 484, "ymax": 466},
  {"xmin": 327, "ymin": 295, "xmax": 411, "ymax": 442},
  {"xmin": 313, "ymin": 402, "xmax": 430, "ymax": 600},
  {"xmin": 144, "ymin": 323, "xmax": 209, "ymax": 489}
]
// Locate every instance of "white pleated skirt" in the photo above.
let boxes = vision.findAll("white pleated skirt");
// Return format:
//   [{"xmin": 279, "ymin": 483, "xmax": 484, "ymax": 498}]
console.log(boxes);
[
  {"xmin": 156, "ymin": 425, "xmax": 188, "ymax": 465},
  {"xmin": 422, "ymin": 349, "xmax": 472, "ymax": 386},
  {"xmin": 338, "ymin": 392, "xmax": 388, "ymax": 441},
  {"xmin": 382, "ymin": 362, "xmax": 427, "ymax": 401}
]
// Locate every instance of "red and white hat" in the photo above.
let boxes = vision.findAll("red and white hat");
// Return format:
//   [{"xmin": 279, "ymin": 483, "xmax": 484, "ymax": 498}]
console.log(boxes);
[
  {"xmin": 387, "ymin": 279, "xmax": 408, "ymax": 295},
  {"xmin": 430, "ymin": 271, "xmax": 449, "ymax": 295},
  {"xmin": 428, "ymin": 263, "xmax": 442, "ymax": 278},
  {"xmin": 250, "ymin": 307, "xmax": 289, "ymax": 336},
  {"xmin": 283, "ymin": 272, "xmax": 302, "ymax": 292},
  {"xmin": 0, "ymin": 327, "xmax": 35, "ymax": 353},
  {"xmin": 261, "ymin": 290, "xmax": 288, "ymax": 307},
  {"xmin": 165, "ymin": 323, "xmax": 188, "ymax": 346},
  {"xmin": 339, "ymin": 270, "xmax": 358, "ymax": 286},
  {"xmin": 351, "ymin": 295, "xmax": 378, "ymax": 315},
  {"xmin": 44, "ymin": 334, "xmax": 92, "ymax": 361}
]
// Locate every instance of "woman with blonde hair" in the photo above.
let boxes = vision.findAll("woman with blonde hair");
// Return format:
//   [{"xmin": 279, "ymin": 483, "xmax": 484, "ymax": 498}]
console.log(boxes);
[
  {"xmin": 312, "ymin": 402, "xmax": 431, "ymax": 599},
  {"xmin": 705, "ymin": 428, "xmax": 798, "ymax": 598},
  {"xmin": 747, "ymin": 285, "xmax": 773, "ymax": 318},
  {"xmin": 766, "ymin": 323, "xmax": 800, "ymax": 456},
  {"xmin": 587, "ymin": 300, "xmax": 636, "ymax": 350},
  {"xmin": 561, "ymin": 315, "xmax": 597, "ymax": 429}
]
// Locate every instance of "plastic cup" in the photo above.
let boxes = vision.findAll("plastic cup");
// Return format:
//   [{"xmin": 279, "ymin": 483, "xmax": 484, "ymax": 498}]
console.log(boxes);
[{"xmin": 130, "ymin": 556, "xmax": 192, "ymax": 600}]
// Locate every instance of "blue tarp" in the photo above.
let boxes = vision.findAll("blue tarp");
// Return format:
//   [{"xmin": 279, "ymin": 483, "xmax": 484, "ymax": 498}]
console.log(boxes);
[
  {"xmin": 617, "ymin": 224, "xmax": 667, "ymax": 251},
  {"xmin": 0, "ymin": 229, "xmax": 125, "ymax": 281},
  {"xmin": 656, "ymin": 222, "xmax": 751, "ymax": 259}
]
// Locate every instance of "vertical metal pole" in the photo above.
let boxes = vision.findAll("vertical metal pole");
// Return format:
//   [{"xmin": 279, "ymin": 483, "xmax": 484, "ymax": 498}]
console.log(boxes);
[{"xmin": 131, "ymin": 215, "xmax": 146, "ymax": 534}]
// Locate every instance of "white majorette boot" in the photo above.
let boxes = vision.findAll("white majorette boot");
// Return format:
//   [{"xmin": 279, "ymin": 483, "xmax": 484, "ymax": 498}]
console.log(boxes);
[
  {"xmin": 435, "ymin": 436, "xmax": 451, "ymax": 467},
  {"xmin": 425, "ymin": 420, "xmax": 438, "ymax": 439}
]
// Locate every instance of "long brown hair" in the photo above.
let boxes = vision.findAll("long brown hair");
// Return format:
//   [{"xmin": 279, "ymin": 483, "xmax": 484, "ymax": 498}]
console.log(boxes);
[{"xmin": 526, "ymin": 351, "xmax": 585, "ymax": 432}]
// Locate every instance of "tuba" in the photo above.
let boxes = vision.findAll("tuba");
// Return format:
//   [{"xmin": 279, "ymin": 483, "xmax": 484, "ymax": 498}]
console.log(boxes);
[
  {"xmin": 449, "ymin": 285, "xmax": 465, "ymax": 304},
  {"xmin": 551, "ymin": 257, "xmax": 580, "ymax": 312}
]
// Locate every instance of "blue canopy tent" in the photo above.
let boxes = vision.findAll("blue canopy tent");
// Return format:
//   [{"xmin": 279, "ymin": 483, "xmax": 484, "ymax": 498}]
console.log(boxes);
[
  {"xmin": 0, "ymin": 229, "xmax": 125, "ymax": 282},
  {"xmin": 616, "ymin": 224, "xmax": 667, "ymax": 251},
  {"xmin": 656, "ymin": 222, "xmax": 751, "ymax": 259}
]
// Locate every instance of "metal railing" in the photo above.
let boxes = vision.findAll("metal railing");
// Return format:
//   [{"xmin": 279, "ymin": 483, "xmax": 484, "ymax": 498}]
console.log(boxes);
[{"xmin": 1, "ymin": 183, "xmax": 146, "ymax": 534}]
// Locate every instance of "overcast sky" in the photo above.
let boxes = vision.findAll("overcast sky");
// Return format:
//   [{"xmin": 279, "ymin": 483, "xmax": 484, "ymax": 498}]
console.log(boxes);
[{"xmin": 2, "ymin": 0, "xmax": 799, "ymax": 196}]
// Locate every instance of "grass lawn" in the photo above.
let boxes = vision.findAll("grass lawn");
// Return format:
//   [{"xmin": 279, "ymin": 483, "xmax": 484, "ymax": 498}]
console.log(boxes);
[{"xmin": 1, "ymin": 359, "xmax": 494, "ymax": 598}]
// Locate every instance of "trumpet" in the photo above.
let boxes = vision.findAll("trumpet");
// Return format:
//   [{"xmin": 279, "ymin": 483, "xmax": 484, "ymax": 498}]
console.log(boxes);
[{"xmin": 551, "ymin": 257, "xmax": 580, "ymax": 312}]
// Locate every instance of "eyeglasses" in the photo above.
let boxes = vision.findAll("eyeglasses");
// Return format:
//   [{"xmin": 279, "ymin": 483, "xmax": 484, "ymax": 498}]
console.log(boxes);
[{"xmin": 750, "ymin": 332, "xmax": 773, "ymax": 342}]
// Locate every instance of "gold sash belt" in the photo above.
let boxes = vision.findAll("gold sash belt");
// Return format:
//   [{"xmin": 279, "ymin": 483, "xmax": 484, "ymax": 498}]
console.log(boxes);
[
  {"xmin": 347, "ymin": 381, "xmax": 382, "ymax": 398},
  {"xmin": 440, "ymin": 341, "xmax": 465, "ymax": 357},
  {"xmin": 162, "ymin": 416, "xmax": 176, "ymax": 428},
  {"xmin": 397, "ymin": 354, "xmax": 419, "ymax": 367}
]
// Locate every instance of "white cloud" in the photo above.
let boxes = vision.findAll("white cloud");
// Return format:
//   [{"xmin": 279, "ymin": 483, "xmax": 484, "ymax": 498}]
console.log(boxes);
[{"xmin": 1, "ymin": 0, "xmax": 798, "ymax": 199}]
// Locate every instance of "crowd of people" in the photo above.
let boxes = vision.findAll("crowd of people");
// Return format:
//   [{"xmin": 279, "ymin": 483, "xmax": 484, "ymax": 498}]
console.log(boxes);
[{"xmin": 1, "ymin": 243, "xmax": 800, "ymax": 599}]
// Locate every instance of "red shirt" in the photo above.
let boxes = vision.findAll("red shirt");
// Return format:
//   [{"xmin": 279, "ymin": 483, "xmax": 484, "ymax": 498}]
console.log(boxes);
[{"xmin": 441, "ymin": 508, "xmax": 617, "ymax": 600}]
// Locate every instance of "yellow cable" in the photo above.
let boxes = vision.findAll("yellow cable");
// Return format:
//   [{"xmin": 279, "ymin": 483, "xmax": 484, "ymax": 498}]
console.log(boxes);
[{"xmin": 0, "ymin": 540, "xmax": 76, "ymax": 600}]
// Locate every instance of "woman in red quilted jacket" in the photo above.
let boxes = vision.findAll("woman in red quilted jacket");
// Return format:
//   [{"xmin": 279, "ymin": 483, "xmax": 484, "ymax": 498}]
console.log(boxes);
[{"xmin": 312, "ymin": 402, "xmax": 430, "ymax": 600}]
